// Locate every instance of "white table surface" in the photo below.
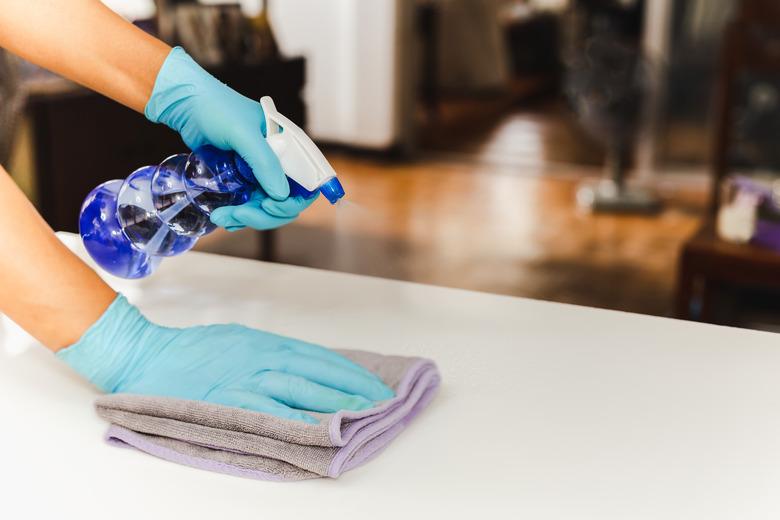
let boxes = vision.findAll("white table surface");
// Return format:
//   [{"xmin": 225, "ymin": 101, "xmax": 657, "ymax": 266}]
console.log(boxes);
[{"xmin": 1, "ymin": 233, "xmax": 779, "ymax": 519}]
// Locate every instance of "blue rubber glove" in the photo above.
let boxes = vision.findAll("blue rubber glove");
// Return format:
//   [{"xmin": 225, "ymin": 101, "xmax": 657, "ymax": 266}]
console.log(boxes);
[
  {"xmin": 212, "ymin": 190, "xmax": 318, "ymax": 232},
  {"xmin": 57, "ymin": 296, "xmax": 394, "ymax": 423},
  {"xmin": 145, "ymin": 46, "xmax": 315, "ymax": 231}
]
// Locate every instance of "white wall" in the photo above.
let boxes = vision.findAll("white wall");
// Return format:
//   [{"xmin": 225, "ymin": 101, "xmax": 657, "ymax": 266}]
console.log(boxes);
[{"xmin": 270, "ymin": 0, "xmax": 402, "ymax": 148}]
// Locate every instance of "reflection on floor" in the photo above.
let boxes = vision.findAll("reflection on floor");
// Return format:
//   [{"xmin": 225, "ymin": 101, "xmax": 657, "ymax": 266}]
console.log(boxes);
[
  {"xmin": 196, "ymin": 103, "xmax": 707, "ymax": 317},
  {"xmin": 422, "ymin": 98, "xmax": 605, "ymax": 169}
]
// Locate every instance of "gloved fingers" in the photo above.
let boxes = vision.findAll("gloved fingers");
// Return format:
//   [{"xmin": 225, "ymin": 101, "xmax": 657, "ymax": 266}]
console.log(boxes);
[
  {"xmin": 232, "ymin": 133, "xmax": 289, "ymax": 200},
  {"xmin": 250, "ymin": 371, "xmax": 374, "ymax": 413},
  {"xmin": 210, "ymin": 202, "xmax": 296, "ymax": 231},
  {"xmin": 233, "ymin": 203, "xmax": 296, "ymax": 230},
  {"xmin": 209, "ymin": 191, "xmax": 264, "ymax": 230},
  {"xmin": 279, "ymin": 354, "xmax": 394, "ymax": 402},
  {"xmin": 209, "ymin": 206, "xmax": 245, "ymax": 231},
  {"xmin": 261, "ymin": 193, "xmax": 318, "ymax": 219},
  {"xmin": 283, "ymin": 338, "xmax": 384, "ymax": 377},
  {"xmin": 207, "ymin": 388, "xmax": 318, "ymax": 424}
]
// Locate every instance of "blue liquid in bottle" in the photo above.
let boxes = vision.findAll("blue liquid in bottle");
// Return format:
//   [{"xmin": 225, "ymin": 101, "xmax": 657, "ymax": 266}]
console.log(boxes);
[{"xmin": 79, "ymin": 145, "xmax": 340, "ymax": 279}]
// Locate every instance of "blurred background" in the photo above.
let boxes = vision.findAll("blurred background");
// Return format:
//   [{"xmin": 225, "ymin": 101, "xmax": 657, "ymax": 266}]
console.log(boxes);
[{"xmin": 2, "ymin": 0, "xmax": 779, "ymax": 332}]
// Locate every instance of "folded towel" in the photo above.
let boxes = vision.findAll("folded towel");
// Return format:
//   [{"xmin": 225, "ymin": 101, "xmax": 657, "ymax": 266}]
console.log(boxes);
[{"xmin": 94, "ymin": 350, "xmax": 440, "ymax": 481}]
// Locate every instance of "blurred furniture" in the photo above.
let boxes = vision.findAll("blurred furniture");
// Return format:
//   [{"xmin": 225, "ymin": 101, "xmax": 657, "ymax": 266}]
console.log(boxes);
[
  {"xmin": 26, "ymin": 57, "xmax": 305, "ymax": 260},
  {"xmin": 675, "ymin": 222, "xmax": 780, "ymax": 322},
  {"xmin": 0, "ymin": 50, "xmax": 24, "ymax": 166},
  {"xmin": 675, "ymin": 0, "xmax": 780, "ymax": 324},
  {"xmin": 651, "ymin": 1, "xmax": 738, "ymax": 168},
  {"xmin": 155, "ymin": 0, "xmax": 279, "ymax": 67},
  {"xmin": 418, "ymin": 1, "xmax": 561, "ymax": 101},
  {"xmin": 417, "ymin": 0, "xmax": 440, "ymax": 118}
]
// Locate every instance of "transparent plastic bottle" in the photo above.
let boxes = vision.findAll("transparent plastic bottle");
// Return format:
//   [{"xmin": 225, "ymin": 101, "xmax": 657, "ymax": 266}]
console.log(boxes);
[{"xmin": 79, "ymin": 145, "xmax": 340, "ymax": 279}]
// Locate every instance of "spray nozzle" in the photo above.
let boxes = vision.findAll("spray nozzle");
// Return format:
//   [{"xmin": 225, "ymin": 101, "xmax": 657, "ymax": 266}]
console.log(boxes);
[
  {"xmin": 261, "ymin": 96, "xmax": 344, "ymax": 205},
  {"xmin": 319, "ymin": 177, "xmax": 346, "ymax": 204}
]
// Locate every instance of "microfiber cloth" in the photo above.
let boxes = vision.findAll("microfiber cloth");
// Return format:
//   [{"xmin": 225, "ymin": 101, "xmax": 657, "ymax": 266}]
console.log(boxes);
[{"xmin": 94, "ymin": 350, "xmax": 440, "ymax": 481}]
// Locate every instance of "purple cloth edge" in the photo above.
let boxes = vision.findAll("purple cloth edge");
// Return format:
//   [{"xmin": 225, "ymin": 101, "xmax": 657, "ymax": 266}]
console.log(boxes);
[
  {"xmin": 102, "ymin": 358, "xmax": 440, "ymax": 481},
  {"xmin": 334, "ymin": 374, "xmax": 440, "ymax": 475},
  {"xmin": 327, "ymin": 359, "xmax": 437, "ymax": 445},
  {"xmin": 105, "ymin": 425, "xmax": 287, "ymax": 481}
]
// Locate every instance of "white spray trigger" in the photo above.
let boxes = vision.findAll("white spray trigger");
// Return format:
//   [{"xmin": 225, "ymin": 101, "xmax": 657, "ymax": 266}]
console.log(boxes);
[{"xmin": 260, "ymin": 96, "xmax": 338, "ymax": 193}]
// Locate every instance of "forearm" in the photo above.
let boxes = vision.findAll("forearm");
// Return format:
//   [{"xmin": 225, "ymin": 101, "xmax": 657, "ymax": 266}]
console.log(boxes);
[
  {"xmin": 0, "ymin": 0, "xmax": 169, "ymax": 112},
  {"xmin": 0, "ymin": 168, "xmax": 116, "ymax": 351}
]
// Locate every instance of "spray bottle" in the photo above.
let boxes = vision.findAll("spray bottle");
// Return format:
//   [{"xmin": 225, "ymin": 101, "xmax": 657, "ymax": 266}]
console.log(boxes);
[{"xmin": 79, "ymin": 97, "xmax": 344, "ymax": 279}]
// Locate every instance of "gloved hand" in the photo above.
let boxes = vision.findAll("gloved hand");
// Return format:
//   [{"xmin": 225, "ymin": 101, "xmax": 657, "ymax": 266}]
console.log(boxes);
[
  {"xmin": 57, "ymin": 295, "xmax": 394, "ymax": 423},
  {"xmin": 145, "ymin": 46, "xmax": 315, "ymax": 231},
  {"xmin": 211, "ymin": 190, "xmax": 318, "ymax": 232}
]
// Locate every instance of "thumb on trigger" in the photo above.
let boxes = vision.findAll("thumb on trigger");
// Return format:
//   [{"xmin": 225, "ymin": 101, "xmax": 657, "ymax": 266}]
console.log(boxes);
[{"xmin": 233, "ymin": 134, "xmax": 289, "ymax": 200}]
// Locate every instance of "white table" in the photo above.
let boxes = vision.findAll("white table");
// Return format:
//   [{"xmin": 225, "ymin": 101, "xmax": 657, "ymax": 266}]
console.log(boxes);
[{"xmin": 1, "ymin": 233, "xmax": 779, "ymax": 519}]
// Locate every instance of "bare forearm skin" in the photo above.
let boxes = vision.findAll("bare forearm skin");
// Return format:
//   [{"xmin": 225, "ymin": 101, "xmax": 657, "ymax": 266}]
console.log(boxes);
[
  {"xmin": 0, "ymin": 1, "xmax": 174, "ymax": 349},
  {"xmin": 0, "ymin": 0, "xmax": 170, "ymax": 112},
  {"xmin": 0, "ymin": 169, "xmax": 116, "ymax": 350}
]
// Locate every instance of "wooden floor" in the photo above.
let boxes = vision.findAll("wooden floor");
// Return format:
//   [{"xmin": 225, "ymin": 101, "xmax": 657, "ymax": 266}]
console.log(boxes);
[
  {"xmin": 196, "ymin": 100, "xmax": 708, "ymax": 318},
  {"xmin": 422, "ymin": 96, "xmax": 606, "ymax": 168}
]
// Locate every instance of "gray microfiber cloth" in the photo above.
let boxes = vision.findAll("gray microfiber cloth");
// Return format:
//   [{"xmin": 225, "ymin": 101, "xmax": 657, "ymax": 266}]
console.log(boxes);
[{"xmin": 94, "ymin": 350, "xmax": 440, "ymax": 481}]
